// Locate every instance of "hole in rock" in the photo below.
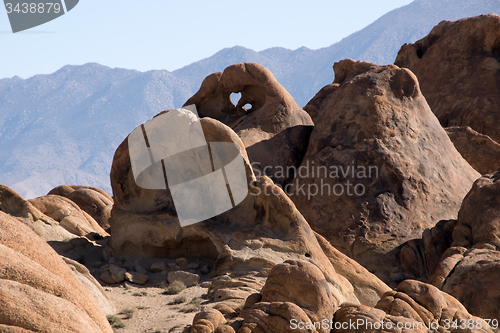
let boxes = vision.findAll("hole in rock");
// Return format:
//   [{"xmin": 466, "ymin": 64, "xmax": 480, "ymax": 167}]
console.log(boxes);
[
  {"xmin": 304, "ymin": 253, "xmax": 311, "ymax": 258},
  {"xmin": 230, "ymin": 92, "xmax": 242, "ymax": 106},
  {"xmin": 243, "ymin": 103, "xmax": 252, "ymax": 110}
]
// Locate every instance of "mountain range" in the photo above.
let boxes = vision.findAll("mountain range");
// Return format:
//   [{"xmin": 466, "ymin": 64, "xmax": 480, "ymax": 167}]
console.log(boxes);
[{"xmin": 1, "ymin": 0, "xmax": 499, "ymax": 199}]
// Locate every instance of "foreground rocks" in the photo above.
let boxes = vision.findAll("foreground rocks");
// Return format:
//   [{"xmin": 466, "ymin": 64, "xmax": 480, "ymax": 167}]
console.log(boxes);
[
  {"xmin": 428, "ymin": 172, "xmax": 500, "ymax": 319},
  {"xmin": 0, "ymin": 211, "xmax": 112, "ymax": 332},
  {"xmin": 335, "ymin": 280, "xmax": 493, "ymax": 333},
  {"xmin": 395, "ymin": 14, "xmax": 500, "ymax": 145},
  {"xmin": 290, "ymin": 59, "xmax": 479, "ymax": 278},
  {"xmin": 0, "ymin": 185, "xmax": 106, "ymax": 242},
  {"xmin": 48, "ymin": 185, "xmax": 114, "ymax": 231}
]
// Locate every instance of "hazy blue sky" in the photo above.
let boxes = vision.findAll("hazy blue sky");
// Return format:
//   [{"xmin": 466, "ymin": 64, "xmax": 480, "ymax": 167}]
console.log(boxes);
[{"xmin": 1, "ymin": 0, "xmax": 413, "ymax": 79}]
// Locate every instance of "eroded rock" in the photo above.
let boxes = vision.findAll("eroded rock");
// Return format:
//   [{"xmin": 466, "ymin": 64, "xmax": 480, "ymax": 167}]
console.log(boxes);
[
  {"xmin": 290, "ymin": 60, "xmax": 479, "ymax": 277},
  {"xmin": 395, "ymin": 14, "xmax": 500, "ymax": 144},
  {"xmin": 0, "ymin": 211, "xmax": 112, "ymax": 332},
  {"xmin": 445, "ymin": 126, "xmax": 500, "ymax": 175},
  {"xmin": 184, "ymin": 62, "xmax": 314, "ymax": 185}
]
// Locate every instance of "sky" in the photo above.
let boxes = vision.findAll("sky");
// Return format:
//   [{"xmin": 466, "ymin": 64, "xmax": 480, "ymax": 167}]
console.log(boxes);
[{"xmin": 0, "ymin": 0, "xmax": 413, "ymax": 79}]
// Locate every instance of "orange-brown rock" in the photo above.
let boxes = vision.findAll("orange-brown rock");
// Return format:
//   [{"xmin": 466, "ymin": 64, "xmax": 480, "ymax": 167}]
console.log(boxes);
[
  {"xmin": 397, "ymin": 219, "xmax": 456, "ymax": 283},
  {"xmin": 184, "ymin": 62, "xmax": 314, "ymax": 185},
  {"xmin": 290, "ymin": 59, "xmax": 479, "ymax": 278},
  {"xmin": 445, "ymin": 127, "xmax": 500, "ymax": 175},
  {"xmin": 334, "ymin": 280, "xmax": 493, "ymax": 333},
  {"xmin": 29, "ymin": 194, "xmax": 108, "ymax": 237},
  {"xmin": 239, "ymin": 260, "xmax": 336, "ymax": 333},
  {"xmin": 428, "ymin": 172, "xmax": 500, "ymax": 319},
  {"xmin": 0, "ymin": 211, "xmax": 112, "ymax": 332},
  {"xmin": 48, "ymin": 185, "xmax": 113, "ymax": 231},
  {"xmin": 0, "ymin": 185, "xmax": 76, "ymax": 241},
  {"xmin": 395, "ymin": 14, "xmax": 500, "ymax": 143}
]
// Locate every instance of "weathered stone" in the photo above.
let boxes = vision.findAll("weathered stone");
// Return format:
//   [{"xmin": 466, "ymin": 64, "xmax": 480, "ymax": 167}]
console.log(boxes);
[
  {"xmin": 150, "ymin": 261, "xmax": 166, "ymax": 273},
  {"xmin": 291, "ymin": 59, "xmax": 479, "ymax": 277},
  {"xmin": 395, "ymin": 14, "xmax": 500, "ymax": 144},
  {"xmin": 29, "ymin": 195, "xmax": 108, "ymax": 237},
  {"xmin": 125, "ymin": 271, "xmax": 149, "ymax": 285},
  {"xmin": 446, "ymin": 126, "xmax": 500, "ymax": 175},
  {"xmin": 0, "ymin": 211, "xmax": 112, "ymax": 332},
  {"xmin": 168, "ymin": 270, "xmax": 200, "ymax": 287},
  {"xmin": 0, "ymin": 185, "xmax": 76, "ymax": 242},
  {"xmin": 109, "ymin": 264, "xmax": 126, "ymax": 283},
  {"xmin": 335, "ymin": 280, "xmax": 493, "ymax": 333},
  {"xmin": 48, "ymin": 185, "xmax": 113, "ymax": 231}
]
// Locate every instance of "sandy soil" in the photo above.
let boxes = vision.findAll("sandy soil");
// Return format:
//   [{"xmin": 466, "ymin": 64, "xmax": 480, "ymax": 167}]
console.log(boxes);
[{"xmin": 104, "ymin": 282, "xmax": 209, "ymax": 333}]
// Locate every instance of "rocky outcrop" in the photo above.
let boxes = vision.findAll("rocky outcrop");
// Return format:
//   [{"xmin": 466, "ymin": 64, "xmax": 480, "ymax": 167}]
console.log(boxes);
[
  {"xmin": 396, "ymin": 219, "xmax": 456, "ymax": 286},
  {"xmin": 428, "ymin": 172, "xmax": 500, "ymax": 319},
  {"xmin": 290, "ymin": 60, "xmax": 479, "ymax": 278},
  {"xmin": 48, "ymin": 185, "xmax": 113, "ymax": 231},
  {"xmin": 0, "ymin": 211, "xmax": 112, "ymax": 332},
  {"xmin": 184, "ymin": 62, "xmax": 314, "ymax": 185},
  {"xmin": 445, "ymin": 127, "xmax": 500, "ymax": 175},
  {"xmin": 29, "ymin": 194, "xmax": 108, "ymax": 237},
  {"xmin": 395, "ymin": 14, "xmax": 500, "ymax": 144},
  {"xmin": 0, "ymin": 185, "xmax": 80, "ymax": 241},
  {"xmin": 110, "ymin": 108, "xmax": 390, "ymax": 314},
  {"xmin": 239, "ymin": 260, "xmax": 336, "ymax": 333},
  {"xmin": 335, "ymin": 280, "xmax": 493, "ymax": 333}
]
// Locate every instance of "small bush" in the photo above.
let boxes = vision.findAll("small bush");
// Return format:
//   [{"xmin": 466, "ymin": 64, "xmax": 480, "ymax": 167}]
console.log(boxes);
[
  {"xmin": 179, "ymin": 306, "xmax": 197, "ymax": 313},
  {"xmin": 169, "ymin": 295, "xmax": 186, "ymax": 305},
  {"xmin": 107, "ymin": 314, "xmax": 125, "ymax": 328},
  {"xmin": 136, "ymin": 305, "xmax": 149, "ymax": 310},
  {"xmin": 132, "ymin": 291, "xmax": 148, "ymax": 297},
  {"xmin": 190, "ymin": 296, "xmax": 202, "ymax": 307},
  {"xmin": 163, "ymin": 281, "xmax": 186, "ymax": 295},
  {"xmin": 120, "ymin": 308, "xmax": 134, "ymax": 319}
]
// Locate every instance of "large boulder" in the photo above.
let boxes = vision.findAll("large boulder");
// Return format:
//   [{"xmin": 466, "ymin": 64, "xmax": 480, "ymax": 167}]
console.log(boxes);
[
  {"xmin": 0, "ymin": 185, "xmax": 79, "ymax": 241},
  {"xmin": 29, "ymin": 194, "xmax": 108, "ymax": 237},
  {"xmin": 394, "ymin": 14, "xmax": 500, "ymax": 144},
  {"xmin": 0, "ymin": 211, "xmax": 112, "ymax": 332},
  {"xmin": 184, "ymin": 62, "xmax": 314, "ymax": 185},
  {"xmin": 239, "ymin": 260, "xmax": 336, "ymax": 333},
  {"xmin": 289, "ymin": 60, "xmax": 479, "ymax": 278},
  {"xmin": 48, "ymin": 185, "xmax": 113, "ymax": 231}
]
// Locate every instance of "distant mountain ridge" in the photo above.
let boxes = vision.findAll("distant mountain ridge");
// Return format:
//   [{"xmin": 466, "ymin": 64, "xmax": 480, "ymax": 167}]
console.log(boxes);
[{"xmin": 1, "ymin": 0, "xmax": 499, "ymax": 198}]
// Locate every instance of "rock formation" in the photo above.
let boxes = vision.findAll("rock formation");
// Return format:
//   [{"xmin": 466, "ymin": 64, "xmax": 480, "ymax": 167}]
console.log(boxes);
[
  {"xmin": 289, "ymin": 59, "xmax": 479, "ymax": 278},
  {"xmin": 48, "ymin": 185, "xmax": 114, "ymax": 231},
  {"xmin": 335, "ymin": 280, "xmax": 493, "ymax": 333},
  {"xmin": 445, "ymin": 126, "xmax": 500, "ymax": 175},
  {"xmin": 109, "ymin": 107, "xmax": 390, "ymax": 312},
  {"xmin": 0, "ymin": 211, "xmax": 112, "ymax": 332},
  {"xmin": 184, "ymin": 62, "xmax": 314, "ymax": 185},
  {"xmin": 0, "ymin": 185, "xmax": 106, "ymax": 242},
  {"xmin": 29, "ymin": 194, "xmax": 108, "ymax": 237},
  {"xmin": 395, "ymin": 14, "xmax": 500, "ymax": 145},
  {"xmin": 427, "ymin": 172, "xmax": 500, "ymax": 319}
]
